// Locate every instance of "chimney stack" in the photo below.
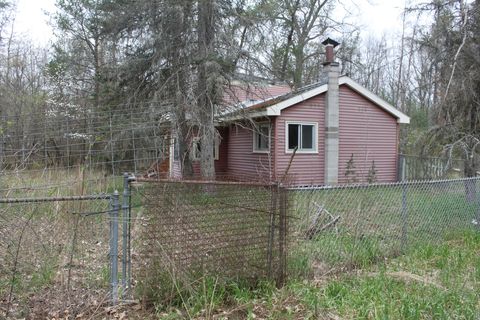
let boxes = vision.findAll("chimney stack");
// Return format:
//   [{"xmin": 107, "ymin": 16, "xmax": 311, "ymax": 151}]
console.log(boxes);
[
  {"xmin": 322, "ymin": 38, "xmax": 340, "ymax": 185},
  {"xmin": 322, "ymin": 37, "xmax": 339, "ymax": 65}
]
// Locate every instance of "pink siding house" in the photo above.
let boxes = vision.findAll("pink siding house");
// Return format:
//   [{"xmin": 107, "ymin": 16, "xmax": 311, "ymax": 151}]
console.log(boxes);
[{"xmin": 166, "ymin": 39, "xmax": 410, "ymax": 186}]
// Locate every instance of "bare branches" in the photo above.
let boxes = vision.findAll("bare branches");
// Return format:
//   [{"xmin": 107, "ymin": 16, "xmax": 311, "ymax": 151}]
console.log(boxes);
[{"xmin": 444, "ymin": 0, "xmax": 468, "ymax": 100}]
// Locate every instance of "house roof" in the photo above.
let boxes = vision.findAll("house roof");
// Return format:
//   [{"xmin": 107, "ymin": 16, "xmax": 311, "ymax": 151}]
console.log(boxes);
[
  {"xmin": 220, "ymin": 76, "xmax": 410, "ymax": 124},
  {"xmin": 220, "ymin": 81, "xmax": 291, "ymax": 112}
]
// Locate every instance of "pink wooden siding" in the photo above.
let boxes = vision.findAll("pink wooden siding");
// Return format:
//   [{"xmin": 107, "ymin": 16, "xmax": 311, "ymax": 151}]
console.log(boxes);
[
  {"xmin": 190, "ymin": 127, "xmax": 229, "ymax": 176},
  {"xmin": 215, "ymin": 127, "xmax": 229, "ymax": 174},
  {"xmin": 274, "ymin": 95, "xmax": 325, "ymax": 185},
  {"xmin": 337, "ymin": 86, "xmax": 398, "ymax": 183},
  {"xmin": 172, "ymin": 160, "xmax": 182, "ymax": 178},
  {"xmin": 225, "ymin": 123, "xmax": 273, "ymax": 181}
]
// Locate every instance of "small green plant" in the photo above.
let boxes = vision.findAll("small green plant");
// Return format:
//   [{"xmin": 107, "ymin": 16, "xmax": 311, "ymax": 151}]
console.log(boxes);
[
  {"xmin": 367, "ymin": 160, "xmax": 377, "ymax": 183},
  {"xmin": 345, "ymin": 153, "xmax": 358, "ymax": 183},
  {"xmin": 29, "ymin": 258, "xmax": 57, "ymax": 291}
]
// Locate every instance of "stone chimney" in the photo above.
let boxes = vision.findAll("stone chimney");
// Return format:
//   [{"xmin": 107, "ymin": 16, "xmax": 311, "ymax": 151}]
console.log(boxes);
[{"xmin": 322, "ymin": 38, "xmax": 340, "ymax": 185}]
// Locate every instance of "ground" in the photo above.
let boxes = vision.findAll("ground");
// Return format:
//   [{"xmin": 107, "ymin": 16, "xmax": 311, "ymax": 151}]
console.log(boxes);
[
  {"xmin": 58, "ymin": 229, "xmax": 477, "ymax": 319},
  {"xmin": 0, "ymin": 171, "xmax": 479, "ymax": 319}
]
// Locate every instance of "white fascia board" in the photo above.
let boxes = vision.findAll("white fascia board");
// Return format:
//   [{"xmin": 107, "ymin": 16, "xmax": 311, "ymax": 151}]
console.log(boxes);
[
  {"xmin": 218, "ymin": 110, "xmax": 269, "ymax": 122},
  {"xmin": 267, "ymin": 84, "xmax": 328, "ymax": 116},
  {"xmin": 264, "ymin": 76, "xmax": 410, "ymax": 124},
  {"xmin": 340, "ymin": 77, "xmax": 410, "ymax": 124}
]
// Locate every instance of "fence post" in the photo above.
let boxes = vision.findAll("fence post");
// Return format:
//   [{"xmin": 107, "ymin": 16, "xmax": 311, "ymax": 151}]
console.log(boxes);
[
  {"xmin": 276, "ymin": 186, "xmax": 287, "ymax": 287},
  {"xmin": 401, "ymin": 182, "xmax": 408, "ymax": 251},
  {"xmin": 110, "ymin": 190, "xmax": 120, "ymax": 304},
  {"xmin": 267, "ymin": 184, "xmax": 277, "ymax": 279},
  {"xmin": 476, "ymin": 179, "xmax": 480, "ymax": 231},
  {"xmin": 122, "ymin": 172, "xmax": 130, "ymax": 299}
]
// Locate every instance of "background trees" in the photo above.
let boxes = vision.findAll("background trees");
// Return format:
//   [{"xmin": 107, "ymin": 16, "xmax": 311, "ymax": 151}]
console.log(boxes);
[{"xmin": 0, "ymin": 0, "xmax": 479, "ymax": 178}]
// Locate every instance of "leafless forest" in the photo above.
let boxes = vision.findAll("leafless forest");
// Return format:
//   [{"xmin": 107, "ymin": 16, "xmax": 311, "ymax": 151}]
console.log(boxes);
[{"xmin": 0, "ymin": 0, "xmax": 478, "ymax": 177}]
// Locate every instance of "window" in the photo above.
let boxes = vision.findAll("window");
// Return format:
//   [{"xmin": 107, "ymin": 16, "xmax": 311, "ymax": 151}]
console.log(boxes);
[
  {"xmin": 192, "ymin": 137, "xmax": 219, "ymax": 160},
  {"xmin": 173, "ymin": 138, "xmax": 180, "ymax": 161},
  {"xmin": 286, "ymin": 122, "xmax": 317, "ymax": 153},
  {"xmin": 253, "ymin": 123, "xmax": 270, "ymax": 152}
]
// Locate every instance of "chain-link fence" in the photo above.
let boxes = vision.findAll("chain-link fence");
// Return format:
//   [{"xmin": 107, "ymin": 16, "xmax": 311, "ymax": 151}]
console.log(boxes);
[
  {"xmin": 0, "ymin": 172, "xmax": 135, "ymax": 319},
  {"xmin": 0, "ymin": 195, "xmax": 112, "ymax": 318},
  {"xmin": 134, "ymin": 179, "xmax": 288, "ymax": 304},
  {"xmin": 289, "ymin": 177, "xmax": 480, "ymax": 274}
]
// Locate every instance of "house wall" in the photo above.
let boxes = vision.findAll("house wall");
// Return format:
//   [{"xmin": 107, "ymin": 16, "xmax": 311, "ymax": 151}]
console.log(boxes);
[
  {"xmin": 191, "ymin": 126, "xmax": 229, "ymax": 176},
  {"xmin": 273, "ymin": 86, "xmax": 399, "ymax": 185},
  {"xmin": 275, "ymin": 95, "xmax": 326, "ymax": 185},
  {"xmin": 337, "ymin": 86, "xmax": 399, "ymax": 183},
  {"xmin": 225, "ymin": 122, "xmax": 273, "ymax": 181},
  {"xmin": 171, "ymin": 159, "xmax": 182, "ymax": 179}
]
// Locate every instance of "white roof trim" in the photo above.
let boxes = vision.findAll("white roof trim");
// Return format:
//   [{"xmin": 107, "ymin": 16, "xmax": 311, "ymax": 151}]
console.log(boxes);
[
  {"xmin": 219, "ymin": 110, "xmax": 269, "ymax": 122},
  {"xmin": 267, "ymin": 83, "xmax": 328, "ymax": 116},
  {"xmin": 266, "ymin": 76, "xmax": 410, "ymax": 124}
]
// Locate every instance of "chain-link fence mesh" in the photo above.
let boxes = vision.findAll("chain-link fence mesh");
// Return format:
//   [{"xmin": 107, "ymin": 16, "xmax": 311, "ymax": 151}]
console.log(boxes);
[
  {"xmin": 289, "ymin": 177, "xmax": 480, "ymax": 275},
  {"xmin": 0, "ymin": 191, "xmax": 114, "ymax": 318},
  {"xmin": 134, "ymin": 179, "xmax": 288, "ymax": 303}
]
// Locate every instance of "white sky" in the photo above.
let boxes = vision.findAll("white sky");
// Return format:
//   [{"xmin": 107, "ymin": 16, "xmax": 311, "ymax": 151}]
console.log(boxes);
[
  {"xmin": 352, "ymin": 0, "xmax": 406, "ymax": 36},
  {"xmin": 13, "ymin": 0, "xmax": 56, "ymax": 45},
  {"xmin": 12, "ymin": 0, "xmax": 408, "ymax": 46}
]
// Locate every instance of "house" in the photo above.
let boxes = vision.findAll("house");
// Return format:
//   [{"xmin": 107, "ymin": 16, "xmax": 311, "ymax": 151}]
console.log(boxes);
[{"xmin": 162, "ymin": 39, "xmax": 410, "ymax": 186}]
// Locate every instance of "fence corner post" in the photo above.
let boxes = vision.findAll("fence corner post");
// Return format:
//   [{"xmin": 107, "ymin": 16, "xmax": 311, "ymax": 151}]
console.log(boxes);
[
  {"xmin": 476, "ymin": 178, "xmax": 480, "ymax": 231},
  {"xmin": 401, "ymin": 181, "xmax": 408, "ymax": 252},
  {"xmin": 267, "ymin": 183, "xmax": 277, "ymax": 279},
  {"xmin": 276, "ymin": 185, "xmax": 287, "ymax": 288},
  {"xmin": 110, "ymin": 190, "xmax": 120, "ymax": 305},
  {"xmin": 121, "ymin": 173, "xmax": 128, "ymax": 300}
]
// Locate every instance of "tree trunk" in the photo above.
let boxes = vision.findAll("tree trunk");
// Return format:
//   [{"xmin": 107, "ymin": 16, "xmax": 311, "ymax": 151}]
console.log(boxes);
[
  {"xmin": 197, "ymin": 0, "xmax": 216, "ymax": 180},
  {"xmin": 293, "ymin": 44, "xmax": 304, "ymax": 89}
]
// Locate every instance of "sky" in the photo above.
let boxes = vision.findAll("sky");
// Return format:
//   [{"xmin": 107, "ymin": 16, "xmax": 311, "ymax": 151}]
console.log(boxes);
[
  {"xmin": 12, "ymin": 0, "xmax": 407, "ymax": 46},
  {"xmin": 13, "ymin": 0, "xmax": 56, "ymax": 45}
]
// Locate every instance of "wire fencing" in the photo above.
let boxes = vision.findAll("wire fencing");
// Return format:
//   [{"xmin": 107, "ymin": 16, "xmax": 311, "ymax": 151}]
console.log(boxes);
[
  {"xmin": 133, "ymin": 179, "xmax": 288, "ymax": 304},
  {"xmin": 0, "ymin": 195, "xmax": 111, "ymax": 318},
  {"xmin": 0, "ymin": 105, "xmax": 171, "ymax": 176},
  {"xmin": 398, "ymin": 154, "xmax": 466, "ymax": 181},
  {"xmin": 289, "ymin": 177, "xmax": 480, "ymax": 274},
  {"xmin": 0, "ymin": 172, "xmax": 135, "ymax": 319}
]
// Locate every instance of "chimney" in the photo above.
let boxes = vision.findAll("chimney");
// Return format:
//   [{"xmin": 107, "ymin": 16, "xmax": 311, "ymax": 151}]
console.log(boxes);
[{"xmin": 322, "ymin": 38, "xmax": 340, "ymax": 185}]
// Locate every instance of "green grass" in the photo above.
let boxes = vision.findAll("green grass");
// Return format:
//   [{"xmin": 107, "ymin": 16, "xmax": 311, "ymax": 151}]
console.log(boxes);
[
  {"xmin": 312, "ymin": 230, "xmax": 480, "ymax": 319},
  {"xmin": 147, "ymin": 230, "xmax": 479, "ymax": 319},
  {"xmin": 2, "ymin": 170, "xmax": 479, "ymax": 319},
  {"xmin": 0, "ymin": 169, "xmax": 120, "ymax": 318}
]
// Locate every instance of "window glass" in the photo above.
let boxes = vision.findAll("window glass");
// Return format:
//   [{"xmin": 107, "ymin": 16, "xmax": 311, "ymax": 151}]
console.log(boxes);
[
  {"xmin": 302, "ymin": 125, "xmax": 314, "ymax": 149},
  {"xmin": 258, "ymin": 125, "xmax": 269, "ymax": 150},
  {"xmin": 192, "ymin": 137, "xmax": 219, "ymax": 160},
  {"xmin": 174, "ymin": 138, "xmax": 180, "ymax": 161},
  {"xmin": 287, "ymin": 122, "xmax": 316, "ymax": 152},
  {"xmin": 288, "ymin": 124, "xmax": 299, "ymax": 150}
]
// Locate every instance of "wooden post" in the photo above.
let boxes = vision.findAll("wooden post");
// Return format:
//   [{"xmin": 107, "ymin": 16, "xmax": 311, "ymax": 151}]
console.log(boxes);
[
  {"xmin": 276, "ymin": 186, "xmax": 287, "ymax": 287},
  {"xmin": 266, "ymin": 184, "xmax": 277, "ymax": 278}
]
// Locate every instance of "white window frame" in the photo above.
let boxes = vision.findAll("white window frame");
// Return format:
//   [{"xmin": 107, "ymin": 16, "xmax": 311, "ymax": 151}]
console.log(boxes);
[
  {"xmin": 285, "ymin": 121, "xmax": 318, "ymax": 154},
  {"xmin": 192, "ymin": 136, "xmax": 220, "ymax": 161},
  {"xmin": 252, "ymin": 123, "xmax": 271, "ymax": 153}
]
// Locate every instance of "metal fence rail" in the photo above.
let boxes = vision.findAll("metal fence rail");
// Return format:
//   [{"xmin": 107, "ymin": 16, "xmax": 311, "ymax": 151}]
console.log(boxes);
[{"xmin": 289, "ymin": 177, "xmax": 480, "ymax": 271}]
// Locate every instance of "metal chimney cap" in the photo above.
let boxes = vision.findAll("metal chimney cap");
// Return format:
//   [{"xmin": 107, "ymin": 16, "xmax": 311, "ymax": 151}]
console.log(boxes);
[{"xmin": 322, "ymin": 38, "xmax": 340, "ymax": 47}]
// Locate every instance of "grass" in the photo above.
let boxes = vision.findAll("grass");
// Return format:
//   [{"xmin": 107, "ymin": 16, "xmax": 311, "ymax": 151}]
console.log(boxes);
[
  {"xmin": 0, "ymin": 168, "xmax": 121, "ymax": 318},
  {"xmin": 311, "ymin": 230, "xmax": 480, "ymax": 319},
  {"xmin": 1, "ymin": 169, "xmax": 479, "ymax": 318},
  {"xmin": 152, "ymin": 230, "xmax": 478, "ymax": 319},
  {"xmin": 144, "ymin": 179, "xmax": 480, "ymax": 319}
]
